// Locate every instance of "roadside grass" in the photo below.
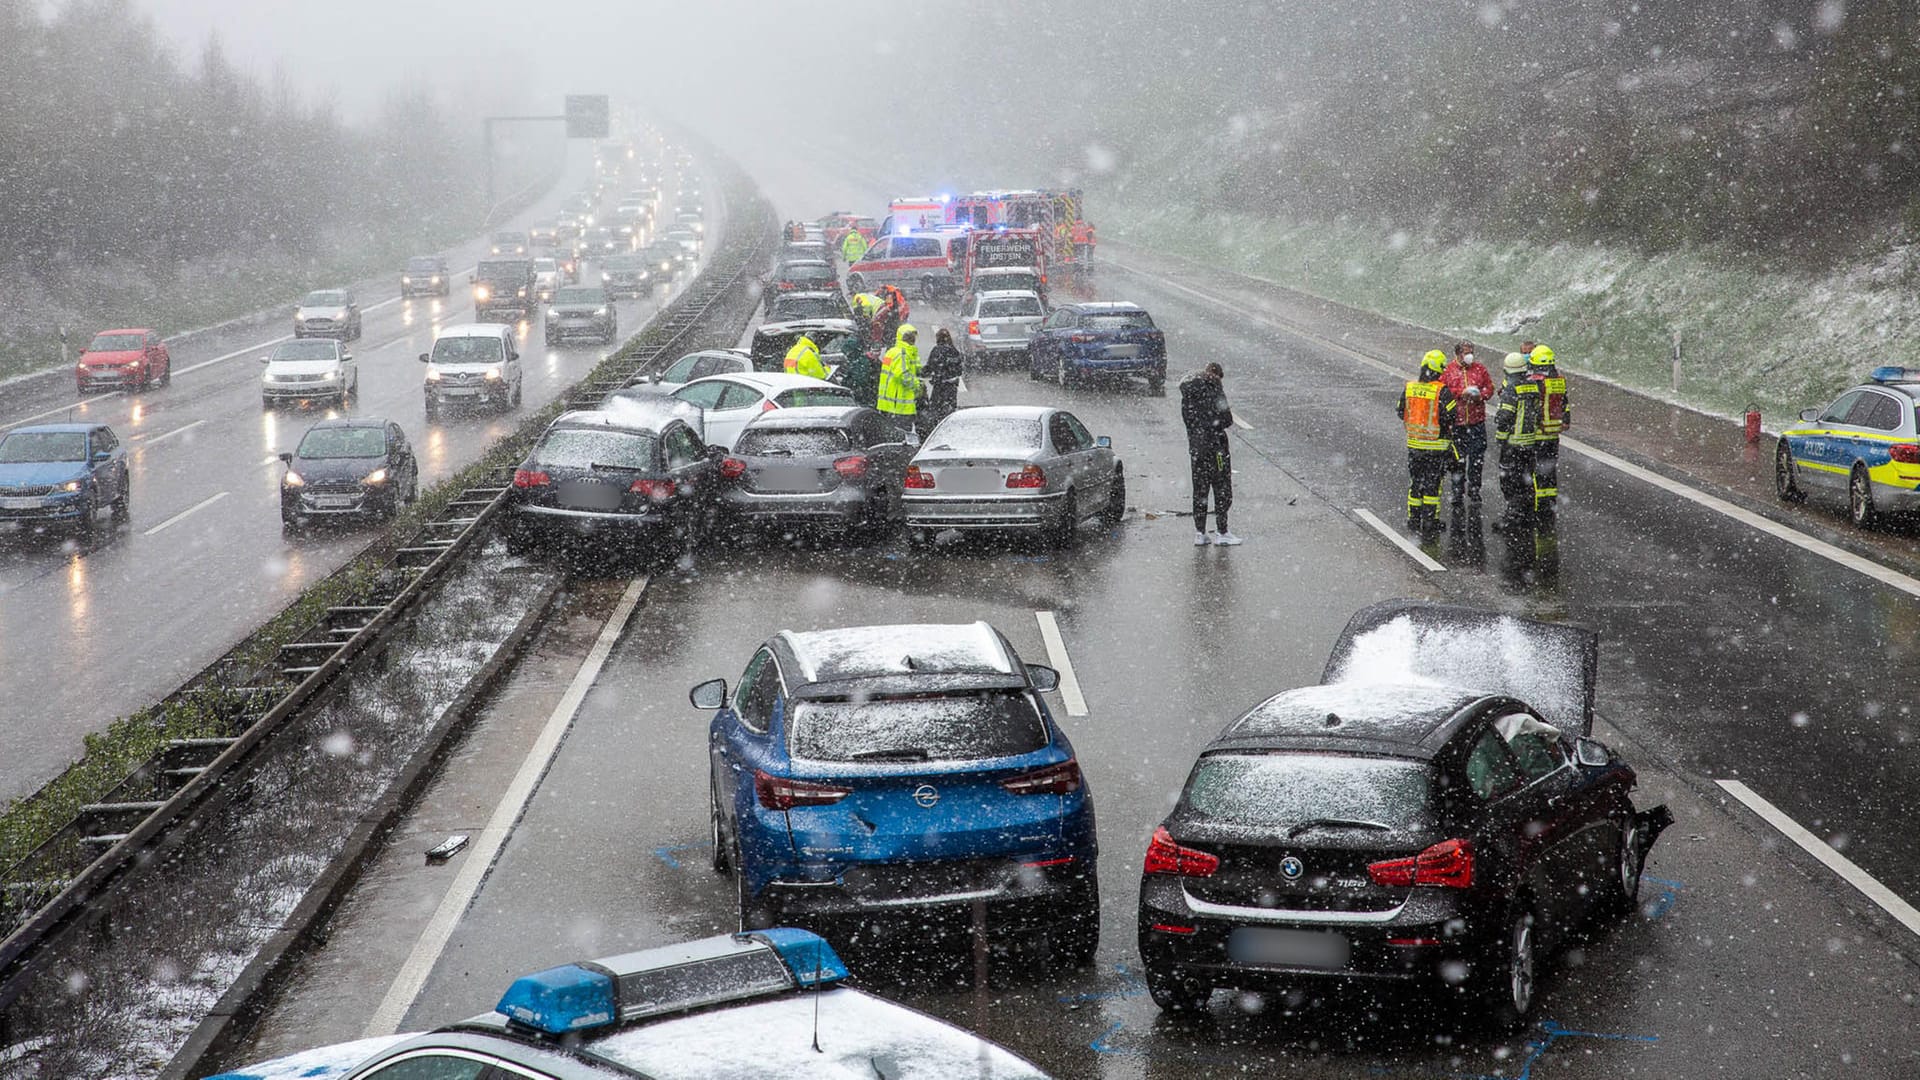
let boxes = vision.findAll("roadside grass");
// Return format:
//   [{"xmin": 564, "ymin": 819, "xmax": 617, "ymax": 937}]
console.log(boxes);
[{"xmin": 1108, "ymin": 202, "xmax": 1920, "ymax": 421}]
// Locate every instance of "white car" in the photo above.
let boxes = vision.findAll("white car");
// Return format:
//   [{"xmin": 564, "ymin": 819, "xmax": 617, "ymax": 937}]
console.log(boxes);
[
  {"xmin": 261, "ymin": 338, "xmax": 356, "ymax": 408},
  {"xmin": 961, "ymin": 289, "xmax": 1047, "ymax": 363},
  {"xmin": 645, "ymin": 348, "xmax": 753, "ymax": 392},
  {"xmin": 665, "ymin": 227, "xmax": 701, "ymax": 256},
  {"xmin": 611, "ymin": 371, "xmax": 853, "ymax": 451},
  {"xmin": 531, "ymin": 257, "xmax": 561, "ymax": 303},
  {"xmin": 420, "ymin": 323, "xmax": 524, "ymax": 417}
]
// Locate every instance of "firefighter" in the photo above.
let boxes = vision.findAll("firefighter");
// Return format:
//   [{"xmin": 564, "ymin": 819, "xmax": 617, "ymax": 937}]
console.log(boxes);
[
  {"xmin": 851, "ymin": 291, "xmax": 882, "ymax": 322},
  {"xmin": 1494, "ymin": 351, "xmax": 1543, "ymax": 516},
  {"xmin": 841, "ymin": 226, "xmax": 870, "ymax": 264},
  {"xmin": 1397, "ymin": 350, "xmax": 1456, "ymax": 535},
  {"xmin": 1441, "ymin": 340, "xmax": 1496, "ymax": 505},
  {"xmin": 783, "ymin": 334, "xmax": 827, "ymax": 379},
  {"xmin": 1526, "ymin": 344, "xmax": 1568, "ymax": 517},
  {"xmin": 877, "ymin": 324, "xmax": 921, "ymax": 437},
  {"xmin": 872, "ymin": 286, "xmax": 909, "ymax": 349}
]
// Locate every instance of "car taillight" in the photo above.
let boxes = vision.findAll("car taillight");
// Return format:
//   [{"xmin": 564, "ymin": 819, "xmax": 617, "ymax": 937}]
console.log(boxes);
[
  {"xmin": 832, "ymin": 455, "xmax": 869, "ymax": 479},
  {"xmin": 1143, "ymin": 827, "xmax": 1219, "ymax": 877},
  {"xmin": 968, "ymin": 320, "xmax": 980, "ymax": 336},
  {"xmin": 720, "ymin": 457, "xmax": 747, "ymax": 479},
  {"xmin": 903, "ymin": 466, "xmax": 935, "ymax": 489},
  {"xmin": 512, "ymin": 469, "xmax": 551, "ymax": 488},
  {"xmin": 1891, "ymin": 444, "xmax": 1920, "ymax": 464},
  {"xmin": 1006, "ymin": 465, "xmax": 1046, "ymax": 489},
  {"xmin": 1367, "ymin": 838, "xmax": 1474, "ymax": 889},
  {"xmin": 631, "ymin": 478, "xmax": 677, "ymax": 499},
  {"xmin": 1001, "ymin": 759, "xmax": 1081, "ymax": 795},
  {"xmin": 761, "ymin": 399, "xmax": 778, "ymax": 412},
  {"xmin": 754, "ymin": 769, "xmax": 851, "ymax": 810},
  {"xmin": 1069, "ymin": 334, "xmax": 1097, "ymax": 343}
]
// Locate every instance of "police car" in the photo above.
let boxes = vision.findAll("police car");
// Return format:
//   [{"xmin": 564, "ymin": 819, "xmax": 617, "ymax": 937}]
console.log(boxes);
[
  {"xmin": 208, "ymin": 929, "xmax": 1050, "ymax": 1079},
  {"xmin": 1775, "ymin": 366, "xmax": 1920, "ymax": 526}
]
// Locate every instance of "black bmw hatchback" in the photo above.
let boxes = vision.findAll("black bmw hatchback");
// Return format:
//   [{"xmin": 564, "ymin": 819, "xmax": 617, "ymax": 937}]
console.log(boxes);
[
  {"xmin": 1137, "ymin": 602, "xmax": 1669, "ymax": 1029},
  {"xmin": 502, "ymin": 403, "xmax": 719, "ymax": 554}
]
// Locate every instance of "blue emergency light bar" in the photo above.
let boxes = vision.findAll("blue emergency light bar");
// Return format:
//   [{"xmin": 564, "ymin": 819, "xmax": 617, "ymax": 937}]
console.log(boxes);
[
  {"xmin": 495, "ymin": 929, "xmax": 848, "ymax": 1036},
  {"xmin": 1870, "ymin": 365, "xmax": 1920, "ymax": 384}
]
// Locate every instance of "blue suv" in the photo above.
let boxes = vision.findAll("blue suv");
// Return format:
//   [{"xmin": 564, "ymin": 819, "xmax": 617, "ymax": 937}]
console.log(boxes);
[{"xmin": 690, "ymin": 621, "xmax": 1099, "ymax": 966}]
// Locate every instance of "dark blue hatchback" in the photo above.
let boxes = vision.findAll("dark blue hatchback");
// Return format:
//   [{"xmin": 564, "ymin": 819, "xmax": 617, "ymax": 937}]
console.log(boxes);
[
  {"xmin": 1028, "ymin": 301, "xmax": 1167, "ymax": 395},
  {"xmin": 691, "ymin": 622, "xmax": 1100, "ymax": 966}
]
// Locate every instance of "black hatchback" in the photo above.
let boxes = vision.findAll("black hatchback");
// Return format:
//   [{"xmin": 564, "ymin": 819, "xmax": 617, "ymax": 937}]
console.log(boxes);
[
  {"xmin": 1137, "ymin": 602, "xmax": 1669, "ymax": 1029},
  {"xmin": 717, "ymin": 406, "xmax": 913, "ymax": 538},
  {"xmin": 503, "ymin": 404, "xmax": 719, "ymax": 554}
]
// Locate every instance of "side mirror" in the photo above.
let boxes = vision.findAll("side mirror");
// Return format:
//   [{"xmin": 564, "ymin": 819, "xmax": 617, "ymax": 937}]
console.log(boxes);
[
  {"xmin": 277, "ymin": 452, "xmax": 293, "ymax": 466},
  {"xmin": 1026, "ymin": 664, "xmax": 1060, "ymax": 693},
  {"xmin": 689, "ymin": 678, "xmax": 728, "ymax": 710},
  {"xmin": 1095, "ymin": 435, "xmax": 1112, "ymax": 449},
  {"xmin": 468, "ymin": 274, "xmax": 477, "ymax": 284},
  {"xmin": 1574, "ymin": 736, "xmax": 1612, "ymax": 768},
  {"xmin": 342, "ymin": 353, "xmax": 353, "ymax": 362},
  {"xmin": 1799, "ymin": 408, "xmax": 1820, "ymax": 422},
  {"xmin": 418, "ymin": 353, "xmax": 431, "ymax": 363},
  {"xmin": 260, "ymin": 356, "xmax": 273, "ymax": 364},
  {"xmin": 650, "ymin": 371, "xmax": 663, "ymax": 384}
]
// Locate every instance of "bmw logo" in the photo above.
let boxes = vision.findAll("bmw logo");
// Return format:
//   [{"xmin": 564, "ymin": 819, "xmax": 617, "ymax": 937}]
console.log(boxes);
[
  {"xmin": 1279, "ymin": 856, "xmax": 1304, "ymax": 880},
  {"xmin": 912, "ymin": 784, "xmax": 940, "ymax": 808}
]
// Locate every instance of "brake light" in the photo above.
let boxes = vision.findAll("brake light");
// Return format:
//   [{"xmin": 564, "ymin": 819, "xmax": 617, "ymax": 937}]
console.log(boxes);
[
  {"xmin": 832, "ymin": 455, "xmax": 869, "ymax": 479},
  {"xmin": 1367, "ymin": 838, "xmax": 1474, "ymax": 889},
  {"xmin": 903, "ymin": 466, "xmax": 935, "ymax": 489},
  {"xmin": 630, "ymin": 478, "xmax": 677, "ymax": 499},
  {"xmin": 1069, "ymin": 333, "xmax": 1097, "ymax": 343},
  {"xmin": 1005, "ymin": 465, "xmax": 1046, "ymax": 489},
  {"xmin": 1001, "ymin": 759, "xmax": 1081, "ymax": 795},
  {"xmin": 512, "ymin": 469, "xmax": 551, "ymax": 488},
  {"xmin": 720, "ymin": 457, "xmax": 747, "ymax": 479},
  {"xmin": 754, "ymin": 769, "xmax": 851, "ymax": 810},
  {"xmin": 1891, "ymin": 444, "xmax": 1920, "ymax": 464},
  {"xmin": 968, "ymin": 320, "xmax": 980, "ymax": 336},
  {"xmin": 1143, "ymin": 827, "xmax": 1219, "ymax": 877}
]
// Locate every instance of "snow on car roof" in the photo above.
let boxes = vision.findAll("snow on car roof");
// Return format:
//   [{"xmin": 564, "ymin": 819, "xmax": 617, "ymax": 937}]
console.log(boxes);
[
  {"xmin": 1068, "ymin": 301, "xmax": 1145, "ymax": 312},
  {"xmin": 585, "ymin": 986, "xmax": 1049, "ymax": 1080},
  {"xmin": 204, "ymin": 1034, "xmax": 414, "ymax": 1080},
  {"xmin": 1223, "ymin": 683, "xmax": 1481, "ymax": 750},
  {"xmin": 942, "ymin": 404, "xmax": 1052, "ymax": 420},
  {"xmin": 781, "ymin": 622, "xmax": 1013, "ymax": 684}
]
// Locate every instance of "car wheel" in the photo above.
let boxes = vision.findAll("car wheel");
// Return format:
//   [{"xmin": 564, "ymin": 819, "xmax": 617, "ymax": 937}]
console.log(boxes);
[
  {"xmin": 919, "ymin": 277, "xmax": 938, "ymax": 302},
  {"xmin": 111, "ymin": 480, "xmax": 130, "ymax": 526},
  {"xmin": 424, "ymin": 395, "xmax": 439, "ymax": 421},
  {"xmin": 1774, "ymin": 443, "xmax": 1804, "ymax": 504},
  {"xmin": 73, "ymin": 494, "xmax": 100, "ymax": 538},
  {"xmin": 846, "ymin": 273, "xmax": 866, "ymax": 293},
  {"xmin": 281, "ymin": 514, "xmax": 300, "ymax": 536},
  {"xmin": 1050, "ymin": 490, "xmax": 1079, "ymax": 549},
  {"xmin": 1102, "ymin": 468, "xmax": 1125, "ymax": 527},
  {"xmin": 1479, "ymin": 903, "xmax": 1539, "ymax": 1032},
  {"xmin": 736, "ymin": 854, "xmax": 779, "ymax": 931},
  {"xmin": 1147, "ymin": 374, "xmax": 1165, "ymax": 397},
  {"xmin": 1849, "ymin": 464, "xmax": 1876, "ymax": 526},
  {"xmin": 512, "ymin": 379, "xmax": 523, "ymax": 407},
  {"xmin": 709, "ymin": 778, "xmax": 731, "ymax": 872},
  {"xmin": 1051, "ymin": 877, "xmax": 1100, "ymax": 970},
  {"xmin": 159, "ymin": 361, "xmax": 171, "ymax": 387},
  {"xmin": 1600, "ymin": 814, "xmax": 1645, "ymax": 920},
  {"xmin": 1056, "ymin": 355, "xmax": 1073, "ymax": 389},
  {"xmin": 544, "ymin": 331, "xmax": 557, "ymax": 347},
  {"xmin": 1144, "ymin": 965, "xmax": 1210, "ymax": 1015}
]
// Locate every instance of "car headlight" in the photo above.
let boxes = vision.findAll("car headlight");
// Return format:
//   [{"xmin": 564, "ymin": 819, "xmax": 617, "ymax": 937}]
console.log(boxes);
[
  {"xmin": 425, "ymin": 367, "xmax": 442, "ymax": 381},
  {"xmin": 363, "ymin": 467, "xmax": 388, "ymax": 484},
  {"xmin": 594, "ymin": 306, "xmax": 608, "ymax": 316},
  {"xmin": 601, "ymin": 271, "xmax": 611, "ymax": 281},
  {"xmin": 432, "ymin": 275, "xmax": 442, "ymax": 283},
  {"xmin": 402, "ymin": 276, "xmax": 412, "ymax": 284},
  {"xmin": 283, "ymin": 471, "xmax": 305, "ymax": 487},
  {"xmin": 61, "ymin": 479, "xmax": 83, "ymax": 492},
  {"xmin": 335, "ymin": 309, "xmax": 349, "ymax": 319},
  {"xmin": 475, "ymin": 286, "xmax": 491, "ymax": 300},
  {"xmin": 484, "ymin": 366, "xmax": 503, "ymax": 380}
]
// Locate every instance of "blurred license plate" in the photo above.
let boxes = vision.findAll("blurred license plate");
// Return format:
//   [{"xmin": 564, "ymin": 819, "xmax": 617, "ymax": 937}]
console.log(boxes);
[
  {"xmin": 1227, "ymin": 928, "xmax": 1349, "ymax": 969},
  {"xmin": 1103, "ymin": 344, "xmax": 1141, "ymax": 359},
  {"xmin": 939, "ymin": 469, "xmax": 1004, "ymax": 494},
  {"xmin": 982, "ymin": 325, "xmax": 1001, "ymax": 336},
  {"xmin": 441, "ymin": 387, "xmax": 478, "ymax": 397},
  {"xmin": 755, "ymin": 467, "xmax": 817, "ymax": 492},
  {"xmin": 560, "ymin": 483, "xmax": 622, "ymax": 510},
  {"xmin": 312, "ymin": 495, "xmax": 355, "ymax": 509},
  {"xmin": 0, "ymin": 497, "xmax": 45, "ymax": 509}
]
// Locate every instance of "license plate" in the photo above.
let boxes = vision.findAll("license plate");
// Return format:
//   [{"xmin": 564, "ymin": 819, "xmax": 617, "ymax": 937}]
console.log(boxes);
[
  {"xmin": 0, "ymin": 496, "xmax": 45, "ymax": 509},
  {"xmin": 1103, "ymin": 344, "xmax": 1141, "ymax": 359},
  {"xmin": 937, "ymin": 468, "xmax": 1006, "ymax": 494},
  {"xmin": 312, "ymin": 495, "xmax": 356, "ymax": 509},
  {"xmin": 1227, "ymin": 928, "xmax": 1350, "ymax": 969},
  {"xmin": 755, "ymin": 467, "xmax": 819, "ymax": 492},
  {"xmin": 982, "ymin": 325, "xmax": 1000, "ymax": 336},
  {"xmin": 441, "ymin": 387, "xmax": 478, "ymax": 397},
  {"xmin": 560, "ymin": 482, "xmax": 623, "ymax": 510}
]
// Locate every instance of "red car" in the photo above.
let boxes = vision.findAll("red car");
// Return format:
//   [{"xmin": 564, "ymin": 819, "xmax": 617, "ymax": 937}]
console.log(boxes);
[{"xmin": 76, "ymin": 328, "xmax": 171, "ymax": 393}]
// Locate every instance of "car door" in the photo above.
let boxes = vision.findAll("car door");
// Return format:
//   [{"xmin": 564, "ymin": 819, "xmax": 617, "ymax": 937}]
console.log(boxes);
[
  {"xmin": 1845, "ymin": 390, "xmax": 1902, "ymax": 478},
  {"xmin": 705, "ymin": 381, "xmax": 768, "ymax": 451},
  {"xmin": 662, "ymin": 423, "xmax": 712, "ymax": 522},
  {"xmin": 1492, "ymin": 711, "xmax": 1588, "ymax": 934},
  {"xmin": 1800, "ymin": 389, "xmax": 1863, "ymax": 492},
  {"xmin": 716, "ymin": 649, "xmax": 783, "ymax": 859},
  {"xmin": 89, "ymin": 427, "xmax": 122, "ymax": 505},
  {"xmin": 856, "ymin": 411, "xmax": 910, "ymax": 498},
  {"xmin": 1059, "ymin": 411, "xmax": 1110, "ymax": 507},
  {"xmin": 1047, "ymin": 412, "xmax": 1092, "ymax": 499},
  {"xmin": 1454, "ymin": 722, "xmax": 1532, "ymax": 901},
  {"xmin": 505, "ymin": 336, "xmax": 523, "ymax": 394},
  {"xmin": 387, "ymin": 423, "xmax": 415, "ymax": 490},
  {"xmin": 858, "ymin": 237, "xmax": 892, "ymax": 287},
  {"xmin": 340, "ymin": 343, "xmax": 358, "ymax": 392}
]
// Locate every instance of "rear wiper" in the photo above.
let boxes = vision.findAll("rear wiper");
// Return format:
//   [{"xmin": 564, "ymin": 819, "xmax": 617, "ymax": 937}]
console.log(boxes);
[
  {"xmin": 586, "ymin": 461, "xmax": 638, "ymax": 471},
  {"xmin": 1286, "ymin": 818, "xmax": 1391, "ymax": 839},
  {"xmin": 850, "ymin": 748, "xmax": 930, "ymax": 761}
]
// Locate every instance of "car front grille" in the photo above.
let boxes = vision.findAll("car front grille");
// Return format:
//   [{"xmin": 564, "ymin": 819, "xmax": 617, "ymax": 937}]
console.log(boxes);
[{"xmin": 0, "ymin": 484, "xmax": 55, "ymax": 497}]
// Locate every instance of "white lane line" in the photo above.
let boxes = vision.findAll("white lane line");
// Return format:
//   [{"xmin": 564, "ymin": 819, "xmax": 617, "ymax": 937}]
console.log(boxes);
[
  {"xmin": 1718, "ymin": 779, "xmax": 1920, "ymax": 938},
  {"xmin": 364, "ymin": 575, "xmax": 649, "ymax": 1037},
  {"xmin": 9, "ymin": 392, "xmax": 123, "ymax": 428},
  {"xmin": 173, "ymin": 334, "xmax": 292, "ymax": 377},
  {"xmin": 1232, "ymin": 414, "xmax": 1253, "ymax": 430},
  {"xmin": 1130, "ymin": 264, "xmax": 1920, "ymax": 600},
  {"xmin": 1034, "ymin": 611, "xmax": 1088, "ymax": 717},
  {"xmin": 1353, "ymin": 508, "xmax": 1447, "ymax": 573},
  {"xmin": 133, "ymin": 419, "xmax": 205, "ymax": 448},
  {"xmin": 142, "ymin": 490, "xmax": 230, "ymax": 536}
]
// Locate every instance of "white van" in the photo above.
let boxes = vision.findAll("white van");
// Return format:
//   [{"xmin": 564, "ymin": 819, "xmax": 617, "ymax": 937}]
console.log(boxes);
[
  {"xmin": 420, "ymin": 323, "xmax": 523, "ymax": 417},
  {"xmin": 845, "ymin": 229, "xmax": 966, "ymax": 301}
]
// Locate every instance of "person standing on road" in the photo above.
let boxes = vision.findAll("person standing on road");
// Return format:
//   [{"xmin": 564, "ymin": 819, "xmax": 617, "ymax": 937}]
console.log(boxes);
[
  {"xmin": 1441, "ymin": 340, "xmax": 1495, "ymax": 506},
  {"xmin": 783, "ymin": 334, "xmax": 827, "ymax": 379},
  {"xmin": 872, "ymin": 287, "xmax": 908, "ymax": 350},
  {"xmin": 878, "ymin": 324, "xmax": 922, "ymax": 438},
  {"xmin": 1398, "ymin": 350, "xmax": 1457, "ymax": 535},
  {"xmin": 841, "ymin": 227, "xmax": 869, "ymax": 265},
  {"xmin": 1494, "ymin": 351, "xmax": 1543, "ymax": 517},
  {"xmin": 1526, "ymin": 343, "xmax": 1569, "ymax": 518},
  {"xmin": 1179, "ymin": 362, "xmax": 1241, "ymax": 545},
  {"xmin": 922, "ymin": 328, "xmax": 963, "ymax": 434},
  {"xmin": 837, "ymin": 326, "xmax": 879, "ymax": 408}
]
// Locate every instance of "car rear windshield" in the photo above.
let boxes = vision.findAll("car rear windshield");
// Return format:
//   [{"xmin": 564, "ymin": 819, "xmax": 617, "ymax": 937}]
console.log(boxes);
[
  {"xmin": 0, "ymin": 431, "xmax": 86, "ymax": 463},
  {"xmin": 788, "ymin": 692, "xmax": 1048, "ymax": 762},
  {"xmin": 774, "ymin": 298, "xmax": 845, "ymax": 320},
  {"xmin": 980, "ymin": 297, "xmax": 1043, "ymax": 318},
  {"xmin": 271, "ymin": 341, "xmax": 339, "ymax": 361},
  {"xmin": 925, "ymin": 416, "xmax": 1041, "ymax": 452},
  {"xmin": 302, "ymin": 291, "xmax": 348, "ymax": 307},
  {"xmin": 1083, "ymin": 311, "xmax": 1154, "ymax": 330},
  {"xmin": 776, "ymin": 386, "xmax": 855, "ymax": 408},
  {"xmin": 781, "ymin": 265, "xmax": 834, "ymax": 280},
  {"xmin": 432, "ymin": 337, "xmax": 504, "ymax": 363},
  {"xmin": 735, "ymin": 427, "xmax": 853, "ymax": 456},
  {"xmin": 534, "ymin": 428, "xmax": 656, "ymax": 470},
  {"xmin": 87, "ymin": 333, "xmax": 144, "ymax": 351},
  {"xmin": 1183, "ymin": 753, "xmax": 1433, "ymax": 831},
  {"xmin": 554, "ymin": 288, "xmax": 606, "ymax": 305},
  {"xmin": 296, "ymin": 427, "xmax": 385, "ymax": 459},
  {"xmin": 493, "ymin": 232, "xmax": 526, "ymax": 243},
  {"xmin": 533, "ymin": 259, "xmax": 558, "ymax": 272}
]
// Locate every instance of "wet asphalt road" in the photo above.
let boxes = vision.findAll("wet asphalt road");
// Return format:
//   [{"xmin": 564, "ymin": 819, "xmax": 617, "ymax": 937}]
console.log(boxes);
[{"xmin": 0, "ymin": 145, "xmax": 718, "ymax": 803}]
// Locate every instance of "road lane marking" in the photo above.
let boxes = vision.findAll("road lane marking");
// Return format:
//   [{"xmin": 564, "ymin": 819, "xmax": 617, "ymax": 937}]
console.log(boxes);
[
  {"xmin": 141, "ymin": 490, "xmax": 230, "ymax": 536},
  {"xmin": 364, "ymin": 575, "xmax": 649, "ymax": 1036},
  {"xmin": 1034, "ymin": 611, "xmax": 1088, "ymax": 717},
  {"xmin": 1353, "ymin": 508, "xmax": 1447, "ymax": 572},
  {"xmin": 1231, "ymin": 414, "xmax": 1253, "ymax": 430},
  {"xmin": 1125, "ymin": 263, "xmax": 1920, "ymax": 601},
  {"xmin": 132, "ymin": 419, "xmax": 205, "ymax": 448},
  {"xmin": 1717, "ymin": 779, "xmax": 1920, "ymax": 938},
  {"xmin": 8, "ymin": 392, "xmax": 124, "ymax": 428}
]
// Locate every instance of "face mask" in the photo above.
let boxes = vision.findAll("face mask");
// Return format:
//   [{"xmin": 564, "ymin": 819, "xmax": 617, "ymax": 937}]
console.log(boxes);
[{"xmin": 1463, "ymin": 353, "xmax": 1475, "ymax": 365}]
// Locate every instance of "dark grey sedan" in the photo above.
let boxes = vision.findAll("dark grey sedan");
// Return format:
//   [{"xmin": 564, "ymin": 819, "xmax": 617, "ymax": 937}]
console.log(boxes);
[
  {"xmin": 544, "ymin": 286, "xmax": 618, "ymax": 346},
  {"xmin": 904, "ymin": 405, "xmax": 1124, "ymax": 547},
  {"xmin": 717, "ymin": 407, "xmax": 912, "ymax": 538}
]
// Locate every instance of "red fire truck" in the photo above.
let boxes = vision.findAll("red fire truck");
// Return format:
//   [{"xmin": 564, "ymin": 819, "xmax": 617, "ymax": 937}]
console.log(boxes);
[{"xmin": 946, "ymin": 190, "xmax": 1094, "ymax": 281}]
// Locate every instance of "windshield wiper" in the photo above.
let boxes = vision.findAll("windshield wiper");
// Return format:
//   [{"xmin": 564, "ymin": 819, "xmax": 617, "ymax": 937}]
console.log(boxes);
[
  {"xmin": 586, "ymin": 461, "xmax": 639, "ymax": 471},
  {"xmin": 849, "ymin": 748, "xmax": 930, "ymax": 761},
  {"xmin": 1286, "ymin": 818, "xmax": 1391, "ymax": 839}
]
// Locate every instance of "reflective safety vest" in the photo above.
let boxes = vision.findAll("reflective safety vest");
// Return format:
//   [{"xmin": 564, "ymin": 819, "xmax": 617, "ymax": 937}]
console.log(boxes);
[
  {"xmin": 851, "ymin": 292, "xmax": 882, "ymax": 319},
  {"xmin": 1538, "ymin": 375, "xmax": 1568, "ymax": 438},
  {"xmin": 841, "ymin": 229, "xmax": 869, "ymax": 263},
  {"xmin": 1403, "ymin": 380, "xmax": 1448, "ymax": 450},
  {"xmin": 1497, "ymin": 381, "xmax": 1542, "ymax": 447},
  {"xmin": 878, "ymin": 345, "xmax": 920, "ymax": 416}
]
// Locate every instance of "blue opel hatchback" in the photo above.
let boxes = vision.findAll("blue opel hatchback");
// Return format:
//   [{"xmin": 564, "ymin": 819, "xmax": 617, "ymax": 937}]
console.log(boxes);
[{"xmin": 690, "ymin": 622, "xmax": 1100, "ymax": 965}]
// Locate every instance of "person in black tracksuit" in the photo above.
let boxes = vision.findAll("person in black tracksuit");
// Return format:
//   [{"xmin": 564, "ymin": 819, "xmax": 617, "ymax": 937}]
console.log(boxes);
[{"xmin": 1179, "ymin": 363, "xmax": 1240, "ymax": 545}]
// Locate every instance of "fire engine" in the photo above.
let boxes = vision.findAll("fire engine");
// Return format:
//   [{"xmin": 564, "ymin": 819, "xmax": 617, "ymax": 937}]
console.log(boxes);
[{"xmin": 945, "ymin": 190, "xmax": 1095, "ymax": 282}]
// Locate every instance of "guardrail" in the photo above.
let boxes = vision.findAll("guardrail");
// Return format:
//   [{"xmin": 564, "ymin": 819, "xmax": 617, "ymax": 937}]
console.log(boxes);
[{"xmin": 0, "ymin": 164, "xmax": 778, "ymax": 1021}]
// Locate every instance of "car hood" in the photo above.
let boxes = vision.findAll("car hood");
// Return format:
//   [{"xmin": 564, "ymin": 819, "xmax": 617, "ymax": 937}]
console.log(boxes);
[
  {"xmin": 79, "ymin": 348, "xmax": 143, "ymax": 367},
  {"xmin": 204, "ymin": 1034, "xmax": 414, "ymax": 1080},
  {"xmin": 0, "ymin": 461, "xmax": 88, "ymax": 487},
  {"xmin": 1320, "ymin": 599, "xmax": 1599, "ymax": 738},
  {"xmin": 290, "ymin": 455, "xmax": 386, "ymax": 483},
  {"xmin": 295, "ymin": 306, "xmax": 348, "ymax": 320},
  {"xmin": 430, "ymin": 361, "xmax": 502, "ymax": 374},
  {"xmin": 265, "ymin": 360, "xmax": 342, "ymax": 377}
]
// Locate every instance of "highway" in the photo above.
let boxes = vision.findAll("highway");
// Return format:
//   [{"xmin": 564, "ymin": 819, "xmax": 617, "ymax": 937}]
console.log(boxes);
[
  {"xmin": 210, "ymin": 141, "xmax": 1920, "ymax": 1078},
  {"xmin": 0, "ymin": 145, "xmax": 721, "ymax": 803}
]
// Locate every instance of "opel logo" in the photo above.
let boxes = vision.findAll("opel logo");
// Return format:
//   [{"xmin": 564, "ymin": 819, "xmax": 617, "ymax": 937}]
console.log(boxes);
[
  {"xmin": 1280, "ymin": 856, "xmax": 1304, "ymax": 881},
  {"xmin": 912, "ymin": 784, "xmax": 940, "ymax": 809}
]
